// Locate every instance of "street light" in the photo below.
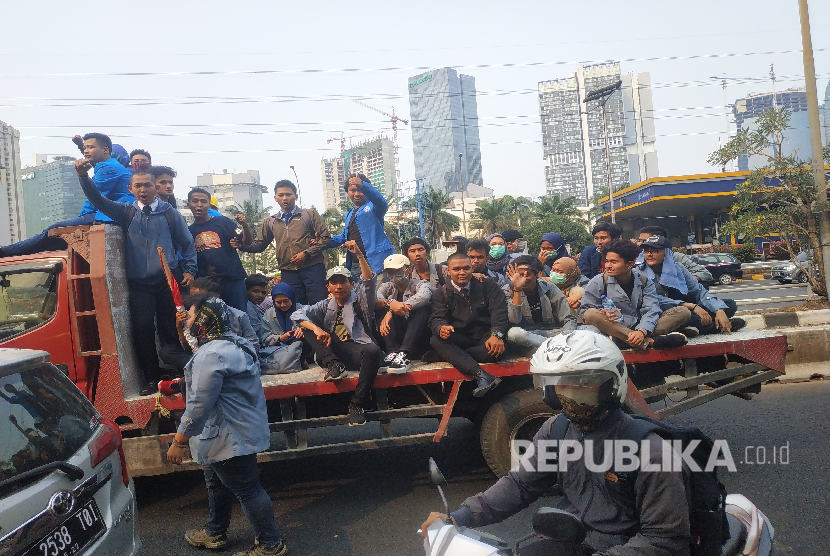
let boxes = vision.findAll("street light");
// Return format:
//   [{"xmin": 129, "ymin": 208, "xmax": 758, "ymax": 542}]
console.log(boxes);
[
  {"xmin": 584, "ymin": 80, "xmax": 623, "ymax": 223},
  {"xmin": 289, "ymin": 165, "xmax": 301, "ymax": 206},
  {"xmin": 458, "ymin": 153, "xmax": 467, "ymax": 236}
]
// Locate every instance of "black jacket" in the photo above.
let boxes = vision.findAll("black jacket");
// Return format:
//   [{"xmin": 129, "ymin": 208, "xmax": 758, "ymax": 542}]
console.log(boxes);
[{"xmin": 429, "ymin": 278, "xmax": 508, "ymax": 339}]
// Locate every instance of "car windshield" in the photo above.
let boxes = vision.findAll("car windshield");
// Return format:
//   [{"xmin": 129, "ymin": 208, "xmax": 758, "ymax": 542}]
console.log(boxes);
[
  {"xmin": 0, "ymin": 362, "xmax": 98, "ymax": 496},
  {"xmin": 0, "ymin": 270, "xmax": 59, "ymax": 342}
]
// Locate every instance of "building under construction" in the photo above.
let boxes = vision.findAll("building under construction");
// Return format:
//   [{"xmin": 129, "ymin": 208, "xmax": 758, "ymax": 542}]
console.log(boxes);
[{"xmin": 320, "ymin": 136, "xmax": 397, "ymax": 211}]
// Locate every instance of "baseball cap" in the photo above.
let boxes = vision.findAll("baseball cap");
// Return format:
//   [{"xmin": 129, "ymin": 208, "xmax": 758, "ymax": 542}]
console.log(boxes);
[
  {"xmin": 641, "ymin": 235, "xmax": 671, "ymax": 249},
  {"xmin": 325, "ymin": 266, "xmax": 352, "ymax": 281},
  {"xmin": 501, "ymin": 229, "xmax": 523, "ymax": 243},
  {"xmin": 209, "ymin": 195, "xmax": 219, "ymax": 208},
  {"xmin": 383, "ymin": 253, "xmax": 410, "ymax": 271}
]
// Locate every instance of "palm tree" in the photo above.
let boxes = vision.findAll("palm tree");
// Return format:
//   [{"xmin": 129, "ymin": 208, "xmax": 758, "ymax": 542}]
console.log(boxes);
[
  {"xmin": 225, "ymin": 200, "xmax": 269, "ymax": 274},
  {"xmin": 470, "ymin": 198, "xmax": 513, "ymax": 237},
  {"xmin": 321, "ymin": 207, "xmax": 343, "ymax": 269},
  {"xmin": 532, "ymin": 195, "xmax": 584, "ymax": 221}
]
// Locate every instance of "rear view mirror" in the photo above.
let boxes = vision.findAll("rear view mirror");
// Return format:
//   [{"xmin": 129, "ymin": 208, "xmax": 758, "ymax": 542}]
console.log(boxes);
[
  {"xmin": 532, "ymin": 507, "xmax": 585, "ymax": 544},
  {"xmin": 428, "ymin": 457, "xmax": 446, "ymax": 486}
]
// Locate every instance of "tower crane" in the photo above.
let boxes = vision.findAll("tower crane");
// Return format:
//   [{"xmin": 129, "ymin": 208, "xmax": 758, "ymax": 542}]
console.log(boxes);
[
  {"xmin": 352, "ymin": 100, "xmax": 409, "ymax": 157},
  {"xmin": 326, "ymin": 133, "xmax": 346, "ymax": 153}
]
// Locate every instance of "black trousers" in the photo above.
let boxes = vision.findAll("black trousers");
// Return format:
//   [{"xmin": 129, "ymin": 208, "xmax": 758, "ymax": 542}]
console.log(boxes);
[
  {"xmin": 689, "ymin": 298, "xmax": 738, "ymax": 335},
  {"xmin": 379, "ymin": 306, "xmax": 430, "ymax": 357},
  {"xmin": 429, "ymin": 330, "xmax": 505, "ymax": 376},
  {"xmin": 128, "ymin": 278, "xmax": 180, "ymax": 384},
  {"xmin": 304, "ymin": 333, "xmax": 381, "ymax": 408}
]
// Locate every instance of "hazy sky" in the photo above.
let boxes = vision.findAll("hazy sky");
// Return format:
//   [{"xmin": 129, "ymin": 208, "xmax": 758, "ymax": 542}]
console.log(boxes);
[{"xmin": 1, "ymin": 0, "xmax": 827, "ymax": 212}]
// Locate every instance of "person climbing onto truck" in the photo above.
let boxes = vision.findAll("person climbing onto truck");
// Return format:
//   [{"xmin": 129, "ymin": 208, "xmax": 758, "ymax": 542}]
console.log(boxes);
[
  {"xmin": 292, "ymin": 240, "xmax": 381, "ymax": 426},
  {"xmin": 74, "ymin": 161, "xmax": 196, "ymax": 395},
  {"xmin": 166, "ymin": 296, "xmax": 288, "ymax": 556}
]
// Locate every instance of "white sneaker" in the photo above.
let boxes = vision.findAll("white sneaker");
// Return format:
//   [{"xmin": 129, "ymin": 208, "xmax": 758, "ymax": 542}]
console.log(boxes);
[{"xmin": 387, "ymin": 352, "xmax": 411, "ymax": 374}]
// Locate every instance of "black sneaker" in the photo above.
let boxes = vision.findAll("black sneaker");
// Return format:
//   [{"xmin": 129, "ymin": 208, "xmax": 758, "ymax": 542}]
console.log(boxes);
[
  {"xmin": 348, "ymin": 404, "xmax": 366, "ymax": 426},
  {"xmin": 729, "ymin": 317, "xmax": 747, "ymax": 332},
  {"xmin": 472, "ymin": 369, "xmax": 502, "ymax": 397},
  {"xmin": 324, "ymin": 362, "xmax": 346, "ymax": 381},
  {"xmin": 139, "ymin": 381, "xmax": 159, "ymax": 396},
  {"xmin": 680, "ymin": 326, "xmax": 700, "ymax": 339},
  {"xmin": 652, "ymin": 332, "xmax": 688, "ymax": 349}
]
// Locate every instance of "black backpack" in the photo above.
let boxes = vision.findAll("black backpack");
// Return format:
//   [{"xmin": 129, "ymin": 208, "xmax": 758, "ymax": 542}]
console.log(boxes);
[{"xmin": 550, "ymin": 413, "xmax": 728, "ymax": 556}]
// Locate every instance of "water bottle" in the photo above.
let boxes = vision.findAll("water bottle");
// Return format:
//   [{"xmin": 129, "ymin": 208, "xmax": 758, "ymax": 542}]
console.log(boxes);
[{"xmin": 601, "ymin": 295, "xmax": 621, "ymax": 322}]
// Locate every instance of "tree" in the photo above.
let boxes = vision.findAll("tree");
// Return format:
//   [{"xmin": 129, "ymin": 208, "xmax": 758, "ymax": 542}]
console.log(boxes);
[
  {"xmin": 400, "ymin": 187, "xmax": 459, "ymax": 247},
  {"xmin": 469, "ymin": 198, "xmax": 513, "ymax": 236},
  {"xmin": 321, "ymin": 207, "xmax": 344, "ymax": 269},
  {"xmin": 224, "ymin": 200, "xmax": 269, "ymax": 274},
  {"xmin": 525, "ymin": 195, "xmax": 591, "ymax": 256},
  {"xmin": 708, "ymin": 107, "xmax": 828, "ymax": 297}
]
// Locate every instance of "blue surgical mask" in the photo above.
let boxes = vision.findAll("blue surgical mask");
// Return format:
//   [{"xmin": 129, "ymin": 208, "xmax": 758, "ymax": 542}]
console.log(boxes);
[
  {"xmin": 549, "ymin": 271, "xmax": 568, "ymax": 285},
  {"xmin": 489, "ymin": 245, "xmax": 506, "ymax": 259}
]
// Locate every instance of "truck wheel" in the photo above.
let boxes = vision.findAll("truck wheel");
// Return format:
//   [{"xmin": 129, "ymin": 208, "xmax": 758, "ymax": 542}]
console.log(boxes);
[
  {"xmin": 718, "ymin": 273, "xmax": 733, "ymax": 285},
  {"xmin": 479, "ymin": 389, "xmax": 558, "ymax": 477}
]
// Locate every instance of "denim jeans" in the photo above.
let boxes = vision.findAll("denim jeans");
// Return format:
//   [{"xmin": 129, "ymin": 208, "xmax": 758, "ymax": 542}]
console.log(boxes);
[
  {"xmin": 203, "ymin": 454, "xmax": 281, "ymax": 547},
  {"xmin": 219, "ymin": 277, "xmax": 248, "ymax": 311},
  {"xmin": 281, "ymin": 263, "xmax": 327, "ymax": 305},
  {"xmin": 506, "ymin": 327, "xmax": 561, "ymax": 352},
  {"xmin": 2, "ymin": 214, "xmax": 95, "ymax": 257}
]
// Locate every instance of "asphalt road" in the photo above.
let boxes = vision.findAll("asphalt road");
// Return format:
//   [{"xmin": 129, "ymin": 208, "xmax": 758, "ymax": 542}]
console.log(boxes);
[
  {"xmin": 134, "ymin": 370, "xmax": 830, "ymax": 556},
  {"xmin": 709, "ymin": 279, "xmax": 811, "ymax": 312}
]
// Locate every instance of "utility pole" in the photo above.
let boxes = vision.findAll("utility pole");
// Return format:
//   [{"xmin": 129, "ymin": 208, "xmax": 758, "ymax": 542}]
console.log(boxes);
[
  {"xmin": 584, "ymin": 80, "xmax": 623, "ymax": 223},
  {"xmin": 416, "ymin": 179, "xmax": 425, "ymax": 240},
  {"xmin": 290, "ymin": 165, "xmax": 301, "ymax": 207},
  {"xmin": 458, "ymin": 153, "xmax": 467, "ymax": 236},
  {"xmin": 798, "ymin": 0, "xmax": 830, "ymax": 297}
]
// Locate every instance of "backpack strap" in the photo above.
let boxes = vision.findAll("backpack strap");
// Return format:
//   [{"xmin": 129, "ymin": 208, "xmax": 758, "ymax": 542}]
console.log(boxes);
[{"xmin": 125, "ymin": 204, "xmax": 178, "ymax": 239}]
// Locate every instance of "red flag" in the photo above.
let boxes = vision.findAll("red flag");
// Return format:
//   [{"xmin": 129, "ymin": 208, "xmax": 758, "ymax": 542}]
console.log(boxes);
[{"xmin": 157, "ymin": 247, "xmax": 184, "ymax": 309}]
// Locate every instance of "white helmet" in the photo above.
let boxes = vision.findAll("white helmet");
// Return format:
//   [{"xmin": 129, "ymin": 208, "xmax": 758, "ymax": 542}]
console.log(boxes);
[{"xmin": 529, "ymin": 329, "xmax": 628, "ymax": 406}]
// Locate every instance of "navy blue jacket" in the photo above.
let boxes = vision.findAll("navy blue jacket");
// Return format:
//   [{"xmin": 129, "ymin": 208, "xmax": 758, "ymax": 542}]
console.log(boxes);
[{"xmin": 578, "ymin": 245, "xmax": 602, "ymax": 279}]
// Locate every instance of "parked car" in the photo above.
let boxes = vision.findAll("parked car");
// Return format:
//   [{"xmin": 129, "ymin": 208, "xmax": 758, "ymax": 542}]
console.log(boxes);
[
  {"xmin": 691, "ymin": 253, "xmax": 744, "ymax": 285},
  {"xmin": 0, "ymin": 348, "xmax": 139, "ymax": 556}
]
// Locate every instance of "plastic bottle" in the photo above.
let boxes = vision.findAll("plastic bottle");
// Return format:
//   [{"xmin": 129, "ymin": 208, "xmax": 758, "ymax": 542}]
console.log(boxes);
[{"xmin": 601, "ymin": 295, "xmax": 621, "ymax": 322}]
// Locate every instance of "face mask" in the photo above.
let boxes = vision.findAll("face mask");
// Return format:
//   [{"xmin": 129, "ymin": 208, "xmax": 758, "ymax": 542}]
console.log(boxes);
[
  {"xmin": 557, "ymin": 394, "xmax": 611, "ymax": 433},
  {"xmin": 489, "ymin": 245, "xmax": 506, "ymax": 259},
  {"xmin": 515, "ymin": 240, "xmax": 528, "ymax": 253},
  {"xmin": 549, "ymin": 271, "xmax": 568, "ymax": 285},
  {"xmin": 392, "ymin": 275, "xmax": 408, "ymax": 287}
]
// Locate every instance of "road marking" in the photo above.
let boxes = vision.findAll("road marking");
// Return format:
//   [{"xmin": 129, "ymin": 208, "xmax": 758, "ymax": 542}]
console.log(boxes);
[{"xmin": 735, "ymin": 295, "xmax": 809, "ymax": 306}]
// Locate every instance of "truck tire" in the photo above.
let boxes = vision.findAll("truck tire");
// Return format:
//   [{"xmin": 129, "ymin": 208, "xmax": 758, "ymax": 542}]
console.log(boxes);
[{"xmin": 479, "ymin": 388, "xmax": 558, "ymax": 477}]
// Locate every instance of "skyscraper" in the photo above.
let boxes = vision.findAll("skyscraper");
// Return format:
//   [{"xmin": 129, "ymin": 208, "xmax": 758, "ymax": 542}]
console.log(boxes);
[
  {"xmin": 408, "ymin": 67, "xmax": 483, "ymax": 193},
  {"xmin": 195, "ymin": 169, "xmax": 266, "ymax": 212},
  {"xmin": 538, "ymin": 62, "xmax": 658, "ymax": 206},
  {"xmin": 320, "ymin": 136, "xmax": 396, "ymax": 211},
  {"xmin": 21, "ymin": 156, "xmax": 87, "ymax": 238},
  {"xmin": 0, "ymin": 121, "xmax": 24, "ymax": 245},
  {"xmin": 733, "ymin": 88, "xmax": 820, "ymax": 170}
]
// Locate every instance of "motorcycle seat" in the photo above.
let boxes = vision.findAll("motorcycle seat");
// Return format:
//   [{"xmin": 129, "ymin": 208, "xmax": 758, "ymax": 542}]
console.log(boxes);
[{"xmin": 720, "ymin": 513, "xmax": 747, "ymax": 556}]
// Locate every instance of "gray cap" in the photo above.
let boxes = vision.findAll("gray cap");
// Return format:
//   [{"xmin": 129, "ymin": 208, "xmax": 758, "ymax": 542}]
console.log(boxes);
[
  {"xmin": 326, "ymin": 266, "xmax": 352, "ymax": 281},
  {"xmin": 641, "ymin": 235, "xmax": 671, "ymax": 249}
]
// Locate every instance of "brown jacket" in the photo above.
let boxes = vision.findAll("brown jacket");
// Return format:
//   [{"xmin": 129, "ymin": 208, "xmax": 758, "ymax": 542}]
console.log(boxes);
[{"xmin": 240, "ymin": 208, "xmax": 331, "ymax": 270}]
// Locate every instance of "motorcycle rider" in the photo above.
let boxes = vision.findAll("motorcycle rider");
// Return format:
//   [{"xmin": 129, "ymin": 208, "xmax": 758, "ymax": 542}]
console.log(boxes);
[{"xmin": 420, "ymin": 329, "xmax": 691, "ymax": 555}]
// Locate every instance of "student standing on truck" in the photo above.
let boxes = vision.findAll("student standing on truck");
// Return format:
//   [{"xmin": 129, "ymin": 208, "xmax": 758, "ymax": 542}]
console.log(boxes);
[
  {"xmin": 151, "ymin": 165, "xmax": 178, "ymax": 208},
  {"xmin": 328, "ymin": 173, "xmax": 396, "ymax": 279},
  {"xmin": 237, "ymin": 179, "xmax": 330, "ymax": 305},
  {"xmin": 292, "ymin": 240, "xmax": 381, "ymax": 427},
  {"xmin": 637, "ymin": 236, "xmax": 746, "ymax": 337},
  {"xmin": 187, "ymin": 187, "xmax": 248, "ymax": 311},
  {"xmin": 0, "ymin": 132, "xmax": 134, "ymax": 258},
  {"xmin": 75, "ymin": 162, "xmax": 197, "ymax": 395},
  {"xmin": 428, "ymin": 252, "xmax": 507, "ymax": 398},
  {"xmin": 128, "ymin": 149, "xmax": 152, "ymax": 173},
  {"xmin": 580, "ymin": 240, "xmax": 689, "ymax": 350},
  {"xmin": 503, "ymin": 255, "xmax": 576, "ymax": 353},
  {"xmin": 166, "ymin": 296, "xmax": 288, "ymax": 556},
  {"xmin": 578, "ymin": 221, "xmax": 623, "ymax": 279},
  {"xmin": 375, "ymin": 253, "xmax": 433, "ymax": 373}
]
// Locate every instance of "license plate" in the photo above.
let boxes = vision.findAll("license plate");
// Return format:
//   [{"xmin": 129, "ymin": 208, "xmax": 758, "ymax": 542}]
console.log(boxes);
[{"xmin": 23, "ymin": 500, "xmax": 105, "ymax": 556}]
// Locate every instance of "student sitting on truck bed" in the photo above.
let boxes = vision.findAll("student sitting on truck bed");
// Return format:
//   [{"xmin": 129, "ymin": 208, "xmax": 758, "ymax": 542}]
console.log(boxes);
[
  {"xmin": 292, "ymin": 240, "xmax": 381, "ymax": 427},
  {"xmin": 1, "ymin": 132, "xmax": 134, "ymax": 258},
  {"xmin": 75, "ymin": 161, "xmax": 197, "ymax": 395},
  {"xmin": 580, "ymin": 239, "xmax": 691, "ymax": 351},
  {"xmin": 637, "ymin": 235, "xmax": 746, "ymax": 337},
  {"xmin": 259, "ymin": 282, "xmax": 304, "ymax": 374}
]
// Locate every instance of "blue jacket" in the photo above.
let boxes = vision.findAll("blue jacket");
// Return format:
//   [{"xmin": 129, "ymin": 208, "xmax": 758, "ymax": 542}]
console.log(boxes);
[
  {"xmin": 329, "ymin": 182, "xmax": 395, "ymax": 274},
  {"xmin": 177, "ymin": 336, "xmax": 270, "ymax": 465},
  {"xmin": 580, "ymin": 270, "xmax": 662, "ymax": 334},
  {"xmin": 78, "ymin": 174, "xmax": 197, "ymax": 281},
  {"xmin": 637, "ymin": 258, "xmax": 728, "ymax": 314},
  {"xmin": 578, "ymin": 245, "xmax": 602, "ymax": 279},
  {"xmin": 78, "ymin": 158, "xmax": 135, "ymax": 223}
]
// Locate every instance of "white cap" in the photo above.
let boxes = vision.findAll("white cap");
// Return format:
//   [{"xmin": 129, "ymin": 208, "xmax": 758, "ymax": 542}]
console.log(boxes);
[{"xmin": 383, "ymin": 253, "xmax": 410, "ymax": 271}]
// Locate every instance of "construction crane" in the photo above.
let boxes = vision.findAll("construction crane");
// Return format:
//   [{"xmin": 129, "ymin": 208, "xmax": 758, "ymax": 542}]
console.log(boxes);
[
  {"xmin": 327, "ymin": 133, "xmax": 346, "ymax": 153},
  {"xmin": 352, "ymin": 100, "xmax": 409, "ymax": 156}
]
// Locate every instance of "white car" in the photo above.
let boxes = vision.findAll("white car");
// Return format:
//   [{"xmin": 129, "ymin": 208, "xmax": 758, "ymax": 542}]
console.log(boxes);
[{"xmin": 0, "ymin": 348, "xmax": 139, "ymax": 556}]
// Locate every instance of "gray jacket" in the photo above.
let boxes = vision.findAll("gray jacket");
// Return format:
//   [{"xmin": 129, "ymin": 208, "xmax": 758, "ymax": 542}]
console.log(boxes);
[
  {"xmin": 451, "ymin": 409, "xmax": 690, "ymax": 556},
  {"xmin": 503, "ymin": 279, "xmax": 577, "ymax": 331},
  {"xmin": 178, "ymin": 336, "xmax": 270, "ymax": 465},
  {"xmin": 292, "ymin": 276, "xmax": 377, "ymax": 344},
  {"xmin": 377, "ymin": 278, "xmax": 432, "ymax": 311},
  {"xmin": 580, "ymin": 271, "xmax": 662, "ymax": 334}
]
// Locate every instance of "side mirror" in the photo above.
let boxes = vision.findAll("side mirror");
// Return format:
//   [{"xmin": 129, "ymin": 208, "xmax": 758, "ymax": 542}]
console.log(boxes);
[
  {"xmin": 428, "ymin": 457, "xmax": 446, "ymax": 486},
  {"xmin": 532, "ymin": 507, "xmax": 585, "ymax": 544}
]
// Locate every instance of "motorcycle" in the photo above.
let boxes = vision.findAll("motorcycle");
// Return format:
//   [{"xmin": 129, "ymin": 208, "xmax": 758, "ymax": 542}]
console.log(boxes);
[{"xmin": 420, "ymin": 458, "xmax": 775, "ymax": 556}]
